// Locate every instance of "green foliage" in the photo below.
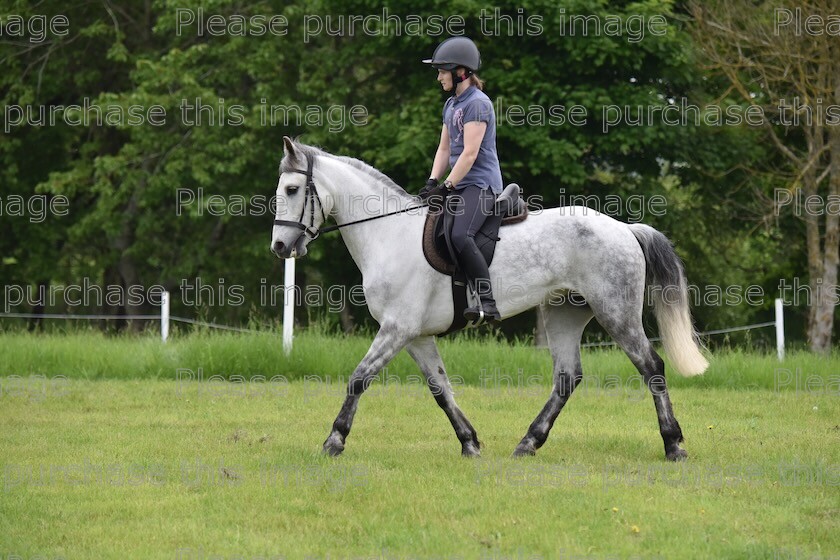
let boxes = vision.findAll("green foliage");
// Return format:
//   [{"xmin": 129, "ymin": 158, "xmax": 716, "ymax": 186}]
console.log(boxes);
[{"xmin": 0, "ymin": 0, "xmax": 822, "ymax": 342}]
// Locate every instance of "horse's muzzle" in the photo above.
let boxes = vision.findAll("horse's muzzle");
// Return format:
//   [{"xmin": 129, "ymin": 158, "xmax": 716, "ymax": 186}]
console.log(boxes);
[
  {"xmin": 271, "ymin": 235, "xmax": 308, "ymax": 259},
  {"xmin": 271, "ymin": 240, "xmax": 288, "ymax": 258}
]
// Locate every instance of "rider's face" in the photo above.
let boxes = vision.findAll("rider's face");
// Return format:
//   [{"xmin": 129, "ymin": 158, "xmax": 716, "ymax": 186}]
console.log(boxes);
[{"xmin": 437, "ymin": 69, "xmax": 452, "ymax": 91}]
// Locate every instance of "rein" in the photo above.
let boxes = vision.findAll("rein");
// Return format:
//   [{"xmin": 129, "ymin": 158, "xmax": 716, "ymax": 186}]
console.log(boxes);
[{"xmin": 272, "ymin": 153, "xmax": 429, "ymax": 240}]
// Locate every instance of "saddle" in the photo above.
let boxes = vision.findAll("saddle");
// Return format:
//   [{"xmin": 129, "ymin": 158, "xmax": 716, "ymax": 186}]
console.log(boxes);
[
  {"xmin": 421, "ymin": 183, "xmax": 529, "ymax": 335},
  {"xmin": 422, "ymin": 183, "xmax": 529, "ymax": 275}
]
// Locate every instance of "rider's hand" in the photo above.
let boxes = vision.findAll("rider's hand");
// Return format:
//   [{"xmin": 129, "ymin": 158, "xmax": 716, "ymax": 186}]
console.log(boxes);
[
  {"xmin": 422, "ymin": 185, "xmax": 449, "ymax": 213},
  {"xmin": 418, "ymin": 178, "xmax": 439, "ymax": 200}
]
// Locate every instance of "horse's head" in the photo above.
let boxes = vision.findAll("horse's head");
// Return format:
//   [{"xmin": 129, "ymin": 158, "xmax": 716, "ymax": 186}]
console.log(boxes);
[{"xmin": 270, "ymin": 136, "xmax": 329, "ymax": 259}]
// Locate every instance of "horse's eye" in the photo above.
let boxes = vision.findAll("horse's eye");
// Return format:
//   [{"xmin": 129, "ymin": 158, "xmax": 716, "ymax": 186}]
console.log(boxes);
[{"xmin": 286, "ymin": 185, "xmax": 299, "ymax": 195}]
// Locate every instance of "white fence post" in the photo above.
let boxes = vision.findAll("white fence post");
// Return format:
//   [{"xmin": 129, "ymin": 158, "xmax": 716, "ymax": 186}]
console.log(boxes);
[
  {"xmin": 161, "ymin": 291, "xmax": 170, "ymax": 343},
  {"xmin": 283, "ymin": 258, "xmax": 295, "ymax": 355},
  {"xmin": 775, "ymin": 298, "xmax": 784, "ymax": 361}
]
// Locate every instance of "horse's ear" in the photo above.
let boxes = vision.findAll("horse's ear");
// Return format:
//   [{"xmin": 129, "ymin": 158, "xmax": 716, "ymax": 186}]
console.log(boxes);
[{"xmin": 283, "ymin": 136, "xmax": 297, "ymax": 160}]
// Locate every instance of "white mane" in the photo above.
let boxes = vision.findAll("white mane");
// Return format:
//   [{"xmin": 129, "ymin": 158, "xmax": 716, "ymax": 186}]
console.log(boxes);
[{"xmin": 281, "ymin": 141, "xmax": 414, "ymax": 201}]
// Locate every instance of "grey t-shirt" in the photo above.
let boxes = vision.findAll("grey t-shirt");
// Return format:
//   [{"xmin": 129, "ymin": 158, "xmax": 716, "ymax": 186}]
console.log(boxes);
[{"xmin": 443, "ymin": 86, "xmax": 503, "ymax": 194}]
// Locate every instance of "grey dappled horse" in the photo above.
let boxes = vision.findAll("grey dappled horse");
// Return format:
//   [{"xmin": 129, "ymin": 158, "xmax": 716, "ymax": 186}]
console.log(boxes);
[{"xmin": 270, "ymin": 137, "xmax": 708, "ymax": 461}]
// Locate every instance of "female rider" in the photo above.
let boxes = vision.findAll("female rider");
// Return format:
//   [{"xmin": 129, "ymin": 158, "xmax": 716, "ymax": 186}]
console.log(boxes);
[{"xmin": 420, "ymin": 36, "xmax": 503, "ymax": 325}]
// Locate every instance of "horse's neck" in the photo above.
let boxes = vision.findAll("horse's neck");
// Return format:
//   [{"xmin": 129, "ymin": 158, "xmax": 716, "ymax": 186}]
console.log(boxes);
[{"xmin": 321, "ymin": 159, "xmax": 418, "ymax": 275}]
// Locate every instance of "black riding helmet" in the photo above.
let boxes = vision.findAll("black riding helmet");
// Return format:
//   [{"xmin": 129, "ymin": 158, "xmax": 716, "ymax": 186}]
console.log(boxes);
[{"xmin": 422, "ymin": 37, "xmax": 481, "ymax": 93}]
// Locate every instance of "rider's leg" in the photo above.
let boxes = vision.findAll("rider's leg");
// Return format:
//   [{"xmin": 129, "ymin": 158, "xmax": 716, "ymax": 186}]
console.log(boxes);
[{"xmin": 449, "ymin": 186, "xmax": 500, "ymax": 324}]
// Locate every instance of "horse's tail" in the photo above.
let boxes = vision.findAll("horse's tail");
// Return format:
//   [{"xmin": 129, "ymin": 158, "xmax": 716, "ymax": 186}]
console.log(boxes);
[{"xmin": 629, "ymin": 224, "xmax": 708, "ymax": 377}]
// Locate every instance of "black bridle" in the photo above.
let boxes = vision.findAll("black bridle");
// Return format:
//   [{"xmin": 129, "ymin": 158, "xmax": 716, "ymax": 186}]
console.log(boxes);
[
  {"xmin": 272, "ymin": 154, "xmax": 328, "ymax": 240},
  {"xmin": 272, "ymin": 153, "xmax": 429, "ymax": 240}
]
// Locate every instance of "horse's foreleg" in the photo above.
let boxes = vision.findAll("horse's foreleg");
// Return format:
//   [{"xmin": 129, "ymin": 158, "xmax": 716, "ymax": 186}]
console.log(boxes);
[
  {"xmin": 406, "ymin": 336, "xmax": 481, "ymax": 457},
  {"xmin": 323, "ymin": 325, "xmax": 411, "ymax": 456},
  {"xmin": 513, "ymin": 303, "xmax": 593, "ymax": 457}
]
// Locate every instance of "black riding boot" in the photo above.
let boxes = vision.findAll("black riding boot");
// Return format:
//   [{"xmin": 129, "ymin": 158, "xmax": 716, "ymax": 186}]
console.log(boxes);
[{"xmin": 456, "ymin": 241, "xmax": 501, "ymax": 325}]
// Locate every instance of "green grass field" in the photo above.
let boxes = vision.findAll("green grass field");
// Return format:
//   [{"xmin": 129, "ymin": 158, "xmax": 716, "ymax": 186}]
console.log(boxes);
[{"xmin": 1, "ymin": 332, "xmax": 838, "ymax": 559}]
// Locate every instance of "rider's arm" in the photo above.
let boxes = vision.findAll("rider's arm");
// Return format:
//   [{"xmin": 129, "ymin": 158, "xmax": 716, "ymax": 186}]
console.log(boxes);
[
  {"xmin": 430, "ymin": 124, "xmax": 450, "ymax": 180},
  {"xmin": 446, "ymin": 121, "xmax": 486, "ymax": 187}
]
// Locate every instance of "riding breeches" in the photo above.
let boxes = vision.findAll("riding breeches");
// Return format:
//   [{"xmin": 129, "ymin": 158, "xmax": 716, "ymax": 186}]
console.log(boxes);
[{"xmin": 445, "ymin": 185, "xmax": 498, "ymax": 299}]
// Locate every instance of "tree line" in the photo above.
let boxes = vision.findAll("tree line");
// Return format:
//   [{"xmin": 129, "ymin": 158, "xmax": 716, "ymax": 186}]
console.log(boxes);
[{"xmin": 0, "ymin": 0, "xmax": 836, "ymax": 351}]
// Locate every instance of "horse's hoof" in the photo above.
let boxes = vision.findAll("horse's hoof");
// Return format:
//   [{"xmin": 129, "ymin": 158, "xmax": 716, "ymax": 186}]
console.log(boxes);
[
  {"xmin": 323, "ymin": 435, "xmax": 345, "ymax": 457},
  {"xmin": 512, "ymin": 443, "xmax": 536, "ymax": 457},
  {"xmin": 666, "ymin": 447, "xmax": 688, "ymax": 462},
  {"xmin": 461, "ymin": 441, "xmax": 481, "ymax": 457}
]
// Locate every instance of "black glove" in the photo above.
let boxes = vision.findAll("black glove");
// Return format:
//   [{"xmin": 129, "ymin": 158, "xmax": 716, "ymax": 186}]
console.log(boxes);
[
  {"xmin": 422, "ymin": 185, "xmax": 449, "ymax": 213},
  {"xmin": 418, "ymin": 178, "xmax": 439, "ymax": 200}
]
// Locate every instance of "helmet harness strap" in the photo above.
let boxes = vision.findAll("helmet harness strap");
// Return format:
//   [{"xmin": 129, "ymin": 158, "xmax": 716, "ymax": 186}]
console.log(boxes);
[{"xmin": 450, "ymin": 68, "xmax": 473, "ymax": 96}]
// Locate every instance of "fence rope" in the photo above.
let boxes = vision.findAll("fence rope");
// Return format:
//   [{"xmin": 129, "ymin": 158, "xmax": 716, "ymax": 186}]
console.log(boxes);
[
  {"xmin": 1, "ymin": 312, "xmax": 779, "ymax": 342},
  {"xmin": 168, "ymin": 316, "xmax": 271, "ymax": 334},
  {"xmin": 0, "ymin": 312, "xmax": 275, "ymax": 334},
  {"xmin": 580, "ymin": 320, "xmax": 777, "ymax": 347}
]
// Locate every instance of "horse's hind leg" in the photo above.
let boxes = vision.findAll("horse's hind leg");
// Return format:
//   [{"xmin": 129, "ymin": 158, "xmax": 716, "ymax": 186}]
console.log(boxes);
[
  {"xmin": 589, "ymin": 300, "xmax": 687, "ymax": 461},
  {"xmin": 513, "ymin": 301, "xmax": 593, "ymax": 457},
  {"xmin": 406, "ymin": 336, "xmax": 481, "ymax": 457}
]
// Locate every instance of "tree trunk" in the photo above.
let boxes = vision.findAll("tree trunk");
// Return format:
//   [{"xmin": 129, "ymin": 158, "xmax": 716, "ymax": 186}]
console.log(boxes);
[
  {"xmin": 339, "ymin": 304, "xmax": 355, "ymax": 334},
  {"xmin": 809, "ymin": 120, "xmax": 840, "ymax": 352},
  {"xmin": 112, "ymin": 162, "xmax": 149, "ymax": 334},
  {"xmin": 101, "ymin": 265, "xmax": 125, "ymax": 332},
  {"xmin": 118, "ymin": 253, "xmax": 147, "ymax": 334},
  {"xmin": 26, "ymin": 280, "xmax": 47, "ymax": 332}
]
